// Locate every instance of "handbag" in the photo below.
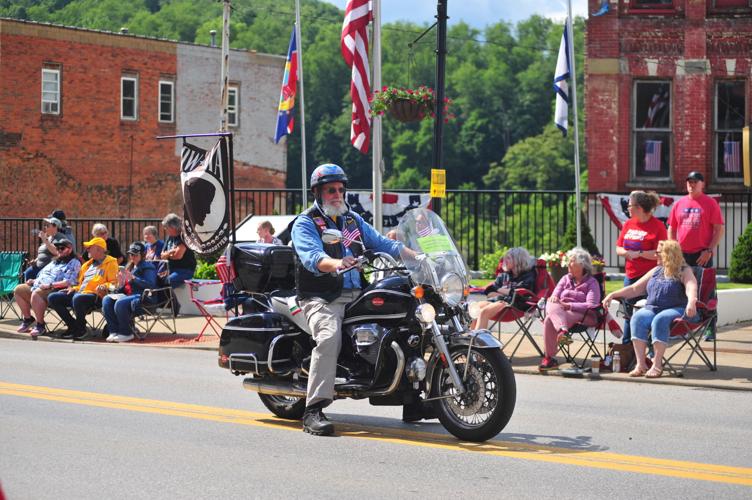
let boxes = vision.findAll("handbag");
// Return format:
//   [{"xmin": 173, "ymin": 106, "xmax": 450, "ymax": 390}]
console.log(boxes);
[{"xmin": 603, "ymin": 342, "xmax": 635, "ymax": 373}]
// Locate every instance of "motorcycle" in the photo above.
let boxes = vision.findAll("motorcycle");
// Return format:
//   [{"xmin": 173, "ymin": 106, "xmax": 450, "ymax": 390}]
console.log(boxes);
[{"xmin": 217, "ymin": 208, "xmax": 516, "ymax": 442}]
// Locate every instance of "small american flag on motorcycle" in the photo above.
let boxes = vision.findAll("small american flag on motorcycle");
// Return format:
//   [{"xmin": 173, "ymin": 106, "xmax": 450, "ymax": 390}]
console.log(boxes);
[
  {"xmin": 342, "ymin": 226, "xmax": 362, "ymax": 248},
  {"xmin": 215, "ymin": 254, "xmax": 237, "ymax": 284},
  {"xmin": 417, "ymin": 224, "xmax": 434, "ymax": 237}
]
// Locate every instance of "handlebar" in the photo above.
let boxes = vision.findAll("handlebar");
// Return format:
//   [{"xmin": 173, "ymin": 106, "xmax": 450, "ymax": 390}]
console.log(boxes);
[{"xmin": 335, "ymin": 250, "xmax": 376, "ymax": 275}]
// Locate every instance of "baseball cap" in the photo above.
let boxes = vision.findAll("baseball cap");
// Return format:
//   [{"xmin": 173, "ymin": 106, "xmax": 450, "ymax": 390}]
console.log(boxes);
[
  {"xmin": 686, "ymin": 171, "xmax": 704, "ymax": 182},
  {"xmin": 83, "ymin": 237, "xmax": 107, "ymax": 249},
  {"xmin": 43, "ymin": 217, "xmax": 62, "ymax": 229},
  {"xmin": 127, "ymin": 241, "xmax": 146, "ymax": 254},
  {"xmin": 49, "ymin": 209, "xmax": 67, "ymax": 221},
  {"xmin": 52, "ymin": 236, "xmax": 72, "ymax": 248}
]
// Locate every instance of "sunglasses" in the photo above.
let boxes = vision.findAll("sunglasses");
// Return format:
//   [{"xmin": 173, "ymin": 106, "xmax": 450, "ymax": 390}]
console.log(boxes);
[{"xmin": 325, "ymin": 187, "xmax": 346, "ymax": 195}]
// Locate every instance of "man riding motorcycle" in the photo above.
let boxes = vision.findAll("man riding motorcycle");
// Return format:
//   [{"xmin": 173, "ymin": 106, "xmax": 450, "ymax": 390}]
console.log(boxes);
[{"xmin": 291, "ymin": 164, "xmax": 426, "ymax": 435}]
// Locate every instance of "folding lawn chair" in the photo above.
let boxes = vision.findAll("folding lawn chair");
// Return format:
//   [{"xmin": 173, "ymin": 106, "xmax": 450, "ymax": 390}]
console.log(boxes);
[
  {"xmin": 558, "ymin": 272, "xmax": 611, "ymax": 368},
  {"xmin": 134, "ymin": 286, "xmax": 178, "ymax": 340},
  {"xmin": 489, "ymin": 259, "xmax": 554, "ymax": 362},
  {"xmin": 187, "ymin": 279, "xmax": 229, "ymax": 342},
  {"xmin": 0, "ymin": 251, "xmax": 28, "ymax": 320},
  {"xmin": 662, "ymin": 266, "xmax": 717, "ymax": 376}
]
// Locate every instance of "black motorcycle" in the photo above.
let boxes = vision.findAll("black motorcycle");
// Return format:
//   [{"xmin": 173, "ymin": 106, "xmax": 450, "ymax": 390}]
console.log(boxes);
[{"xmin": 217, "ymin": 208, "xmax": 516, "ymax": 442}]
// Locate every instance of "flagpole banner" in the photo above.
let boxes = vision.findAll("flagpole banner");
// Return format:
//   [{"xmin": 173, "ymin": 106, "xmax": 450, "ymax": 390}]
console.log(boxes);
[
  {"xmin": 348, "ymin": 191, "xmax": 431, "ymax": 232},
  {"xmin": 553, "ymin": 22, "xmax": 570, "ymax": 136},
  {"xmin": 275, "ymin": 27, "xmax": 298, "ymax": 144},
  {"xmin": 181, "ymin": 137, "xmax": 231, "ymax": 254},
  {"xmin": 341, "ymin": 0, "xmax": 372, "ymax": 153},
  {"xmin": 598, "ymin": 193, "xmax": 723, "ymax": 230}
]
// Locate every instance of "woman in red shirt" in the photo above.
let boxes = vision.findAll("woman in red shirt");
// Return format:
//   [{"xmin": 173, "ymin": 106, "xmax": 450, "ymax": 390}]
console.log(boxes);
[{"xmin": 615, "ymin": 191, "xmax": 667, "ymax": 344}]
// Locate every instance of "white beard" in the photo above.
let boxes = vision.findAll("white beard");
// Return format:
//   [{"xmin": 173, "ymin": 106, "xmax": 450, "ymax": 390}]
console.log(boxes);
[{"xmin": 322, "ymin": 201, "xmax": 347, "ymax": 217}]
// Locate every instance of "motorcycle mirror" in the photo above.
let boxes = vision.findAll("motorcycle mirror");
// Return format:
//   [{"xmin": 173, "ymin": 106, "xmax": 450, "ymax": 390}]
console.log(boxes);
[{"xmin": 322, "ymin": 229, "xmax": 343, "ymax": 244}]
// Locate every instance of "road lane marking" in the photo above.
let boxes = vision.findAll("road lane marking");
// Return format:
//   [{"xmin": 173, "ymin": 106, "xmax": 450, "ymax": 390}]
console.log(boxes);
[{"xmin": 2, "ymin": 380, "xmax": 751, "ymax": 487}]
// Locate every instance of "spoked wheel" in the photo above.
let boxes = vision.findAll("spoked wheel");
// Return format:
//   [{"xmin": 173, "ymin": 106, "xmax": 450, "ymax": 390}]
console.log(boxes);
[
  {"xmin": 258, "ymin": 394, "xmax": 306, "ymax": 420},
  {"xmin": 433, "ymin": 347, "xmax": 516, "ymax": 442}
]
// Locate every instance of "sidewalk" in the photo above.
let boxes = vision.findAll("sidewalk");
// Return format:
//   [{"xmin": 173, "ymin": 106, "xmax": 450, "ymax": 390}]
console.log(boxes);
[{"xmin": 1, "ymin": 306, "xmax": 750, "ymax": 391}]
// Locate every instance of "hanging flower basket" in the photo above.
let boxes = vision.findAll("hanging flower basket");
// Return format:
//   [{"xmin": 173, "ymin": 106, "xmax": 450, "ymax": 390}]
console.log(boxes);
[{"xmin": 388, "ymin": 98, "xmax": 425, "ymax": 123}]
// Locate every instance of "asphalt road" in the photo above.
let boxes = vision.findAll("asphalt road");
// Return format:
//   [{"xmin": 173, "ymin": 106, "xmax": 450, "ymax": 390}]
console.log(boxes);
[{"xmin": 1, "ymin": 338, "xmax": 751, "ymax": 499}]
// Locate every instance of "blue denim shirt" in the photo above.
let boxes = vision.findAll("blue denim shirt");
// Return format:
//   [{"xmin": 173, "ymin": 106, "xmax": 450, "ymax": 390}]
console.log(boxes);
[
  {"xmin": 291, "ymin": 205, "xmax": 402, "ymax": 289},
  {"xmin": 33, "ymin": 258, "xmax": 81, "ymax": 291}
]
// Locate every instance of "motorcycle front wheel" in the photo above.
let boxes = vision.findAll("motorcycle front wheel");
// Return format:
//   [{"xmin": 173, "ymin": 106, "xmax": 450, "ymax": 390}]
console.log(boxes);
[
  {"xmin": 432, "ymin": 346, "xmax": 516, "ymax": 442},
  {"xmin": 259, "ymin": 394, "xmax": 306, "ymax": 420}
]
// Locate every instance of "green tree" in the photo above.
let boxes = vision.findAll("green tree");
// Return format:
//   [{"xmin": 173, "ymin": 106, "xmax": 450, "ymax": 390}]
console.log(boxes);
[{"xmin": 729, "ymin": 222, "xmax": 752, "ymax": 283}]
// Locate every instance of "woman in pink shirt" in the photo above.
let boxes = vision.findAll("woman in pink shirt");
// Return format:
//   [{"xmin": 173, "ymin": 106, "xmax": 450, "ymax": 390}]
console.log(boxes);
[{"xmin": 539, "ymin": 248, "xmax": 602, "ymax": 371}]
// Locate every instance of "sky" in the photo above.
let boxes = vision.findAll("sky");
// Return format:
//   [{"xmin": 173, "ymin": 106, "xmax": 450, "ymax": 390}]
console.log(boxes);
[{"xmin": 324, "ymin": 0, "xmax": 589, "ymax": 29}]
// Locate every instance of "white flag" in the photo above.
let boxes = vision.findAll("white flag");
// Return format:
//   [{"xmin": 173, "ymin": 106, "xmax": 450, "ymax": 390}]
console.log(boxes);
[{"xmin": 553, "ymin": 22, "xmax": 570, "ymax": 136}]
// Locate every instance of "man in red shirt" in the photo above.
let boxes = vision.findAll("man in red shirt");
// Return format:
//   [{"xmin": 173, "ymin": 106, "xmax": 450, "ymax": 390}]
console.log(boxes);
[{"xmin": 667, "ymin": 171, "xmax": 724, "ymax": 341}]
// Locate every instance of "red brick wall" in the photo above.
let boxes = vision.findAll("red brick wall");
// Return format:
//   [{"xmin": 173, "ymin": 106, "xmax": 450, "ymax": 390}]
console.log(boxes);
[
  {"xmin": 585, "ymin": 0, "xmax": 752, "ymax": 193},
  {"xmin": 0, "ymin": 21, "xmax": 285, "ymax": 221}
]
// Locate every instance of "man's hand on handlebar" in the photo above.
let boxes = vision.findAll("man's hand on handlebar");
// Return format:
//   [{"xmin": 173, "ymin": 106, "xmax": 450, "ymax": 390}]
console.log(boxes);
[{"xmin": 337, "ymin": 256, "xmax": 358, "ymax": 272}]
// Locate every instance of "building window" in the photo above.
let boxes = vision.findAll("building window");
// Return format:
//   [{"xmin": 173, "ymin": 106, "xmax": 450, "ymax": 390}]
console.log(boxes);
[
  {"xmin": 158, "ymin": 80, "xmax": 174, "ymax": 123},
  {"xmin": 41, "ymin": 68, "xmax": 60, "ymax": 115},
  {"xmin": 227, "ymin": 86, "xmax": 238, "ymax": 127},
  {"xmin": 121, "ymin": 75, "xmax": 138, "ymax": 120},
  {"xmin": 712, "ymin": 0, "xmax": 750, "ymax": 8},
  {"xmin": 714, "ymin": 81, "xmax": 745, "ymax": 181},
  {"xmin": 633, "ymin": 81, "xmax": 671, "ymax": 179},
  {"xmin": 630, "ymin": 0, "xmax": 675, "ymax": 8}
]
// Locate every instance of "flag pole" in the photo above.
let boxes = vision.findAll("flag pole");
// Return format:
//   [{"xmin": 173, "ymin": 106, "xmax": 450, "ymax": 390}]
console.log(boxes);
[
  {"xmin": 220, "ymin": 0, "xmax": 231, "ymax": 132},
  {"xmin": 372, "ymin": 0, "xmax": 383, "ymax": 232},
  {"xmin": 295, "ymin": 0, "xmax": 308, "ymax": 207},
  {"xmin": 566, "ymin": 2, "xmax": 582, "ymax": 248}
]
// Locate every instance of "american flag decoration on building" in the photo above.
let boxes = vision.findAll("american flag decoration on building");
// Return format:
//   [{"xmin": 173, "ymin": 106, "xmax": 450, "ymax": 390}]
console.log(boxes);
[
  {"xmin": 724, "ymin": 140, "xmax": 741, "ymax": 173},
  {"xmin": 341, "ymin": 0, "xmax": 372, "ymax": 153},
  {"xmin": 342, "ymin": 225, "xmax": 362, "ymax": 248},
  {"xmin": 644, "ymin": 140, "xmax": 662, "ymax": 172}
]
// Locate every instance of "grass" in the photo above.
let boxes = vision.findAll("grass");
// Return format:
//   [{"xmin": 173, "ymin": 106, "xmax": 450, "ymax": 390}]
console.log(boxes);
[{"xmin": 470, "ymin": 278, "xmax": 752, "ymax": 294}]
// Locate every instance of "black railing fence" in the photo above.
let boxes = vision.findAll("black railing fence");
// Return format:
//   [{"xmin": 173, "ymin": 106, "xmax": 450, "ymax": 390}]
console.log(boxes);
[{"xmin": 2, "ymin": 189, "xmax": 750, "ymax": 272}]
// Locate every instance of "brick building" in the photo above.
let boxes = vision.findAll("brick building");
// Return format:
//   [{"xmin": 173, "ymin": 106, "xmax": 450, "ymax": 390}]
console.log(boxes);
[
  {"xmin": 585, "ymin": 0, "xmax": 752, "ymax": 192},
  {"xmin": 0, "ymin": 18, "xmax": 286, "ymax": 219}
]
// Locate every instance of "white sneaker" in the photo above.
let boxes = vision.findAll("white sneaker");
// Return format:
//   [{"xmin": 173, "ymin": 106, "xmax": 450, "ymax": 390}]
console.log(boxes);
[
  {"xmin": 114, "ymin": 333, "xmax": 134, "ymax": 343},
  {"xmin": 106, "ymin": 333, "xmax": 118, "ymax": 342}
]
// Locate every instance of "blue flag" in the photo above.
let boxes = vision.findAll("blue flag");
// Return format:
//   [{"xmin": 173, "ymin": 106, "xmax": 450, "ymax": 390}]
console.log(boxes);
[
  {"xmin": 553, "ymin": 22, "xmax": 570, "ymax": 137},
  {"xmin": 274, "ymin": 27, "xmax": 298, "ymax": 143}
]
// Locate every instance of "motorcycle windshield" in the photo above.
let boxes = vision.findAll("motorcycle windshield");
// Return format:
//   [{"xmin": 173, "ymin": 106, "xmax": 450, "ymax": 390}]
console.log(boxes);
[{"xmin": 396, "ymin": 208, "xmax": 469, "ymax": 292}]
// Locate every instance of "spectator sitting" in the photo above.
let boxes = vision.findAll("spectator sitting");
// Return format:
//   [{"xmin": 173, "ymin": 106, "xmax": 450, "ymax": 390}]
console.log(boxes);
[
  {"xmin": 82, "ymin": 223, "xmax": 124, "ymax": 265},
  {"xmin": 603, "ymin": 240, "xmax": 698, "ymax": 379},
  {"xmin": 159, "ymin": 213, "xmax": 196, "ymax": 317},
  {"xmin": 539, "ymin": 247, "xmax": 602, "ymax": 372},
  {"xmin": 142, "ymin": 225, "xmax": 164, "ymax": 261},
  {"xmin": 14, "ymin": 237, "xmax": 81, "ymax": 339},
  {"xmin": 257, "ymin": 220, "xmax": 283, "ymax": 245},
  {"xmin": 24, "ymin": 216, "xmax": 71, "ymax": 281},
  {"xmin": 103, "ymin": 241, "xmax": 158, "ymax": 343},
  {"xmin": 615, "ymin": 191, "xmax": 667, "ymax": 345},
  {"xmin": 470, "ymin": 247, "xmax": 536, "ymax": 330},
  {"xmin": 47, "ymin": 237, "xmax": 119, "ymax": 340},
  {"xmin": 49, "ymin": 209, "xmax": 77, "ymax": 253}
]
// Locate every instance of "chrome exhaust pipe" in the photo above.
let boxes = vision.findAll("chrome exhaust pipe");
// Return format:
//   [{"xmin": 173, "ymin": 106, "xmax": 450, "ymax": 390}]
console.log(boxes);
[
  {"xmin": 242, "ymin": 378, "xmax": 307, "ymax": 398},
  {"xmin": 368, "ymin": 341, "xmax": 405, "ymax": 397}
]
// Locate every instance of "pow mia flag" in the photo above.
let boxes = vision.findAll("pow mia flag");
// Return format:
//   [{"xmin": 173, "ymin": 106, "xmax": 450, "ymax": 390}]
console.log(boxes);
[{"xmin": 180, "ymin": 137, "xmax": 231, "ymax": 254}]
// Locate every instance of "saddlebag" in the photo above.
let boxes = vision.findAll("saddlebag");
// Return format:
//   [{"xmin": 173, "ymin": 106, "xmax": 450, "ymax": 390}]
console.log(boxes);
[
  {"xmin": 218, "ymin": 312, "xmax": 293, "ymax": 374},
  {"xmin": 231, "ymin": 243, "xmax": 295, "ymax": 293}
]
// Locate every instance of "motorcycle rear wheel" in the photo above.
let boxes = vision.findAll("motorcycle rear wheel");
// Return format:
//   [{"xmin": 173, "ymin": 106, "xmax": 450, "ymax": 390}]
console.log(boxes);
[
  {"xmin": 433, "ymin": 346, "xmax": 516, "ymax": 442},
  {"xmin": 259, "ymin": 394, "xmax": 306, "ymax": 420}
]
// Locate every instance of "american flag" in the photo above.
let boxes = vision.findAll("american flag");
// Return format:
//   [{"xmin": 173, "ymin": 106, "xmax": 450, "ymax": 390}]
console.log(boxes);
[
  {"xmin": 215, "ymin": 254, "xmax": 237, "ymax": 284},
  {"xmin": 644, "ymin": 140, "xmax": 662, "ymax": 172},
  {"xmin": 724, "ymin": 140, "xmax": 741, "ymax": 173},
  {"xmin": 342, "ymin": 225, "xmax": 362, "ymax": 248},
  {"xmin": 341, "ymin": 0, "xmax": 372, "ymax": 153},
  {"xmin": 417, "ymin": 224, "xmax": 434, "ymax": 237}
]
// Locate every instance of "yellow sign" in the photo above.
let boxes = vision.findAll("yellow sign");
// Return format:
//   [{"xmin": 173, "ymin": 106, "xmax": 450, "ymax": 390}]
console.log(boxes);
[
  {"xmin": 430, "ymin": 169, "xmax": 446, "ymax": 198},
  {"xmin": 743, "ymin": 126, "xmax": 751, "ymax": 187}
]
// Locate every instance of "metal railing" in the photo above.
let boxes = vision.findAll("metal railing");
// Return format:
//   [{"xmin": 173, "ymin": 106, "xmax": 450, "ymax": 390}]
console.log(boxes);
[{"xmin": 2, "ymin": 189, "xmax": 749, "ymax": 272}]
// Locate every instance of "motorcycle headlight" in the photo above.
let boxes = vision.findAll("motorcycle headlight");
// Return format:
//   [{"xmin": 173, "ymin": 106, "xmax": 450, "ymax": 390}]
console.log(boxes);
[
  {"xmin": 415, "ymin": 303, "xmax": 436, "ymax": 324},
  {"xmin": 439, "ymin": 272, "xmax": 464, "ymax": 306}
]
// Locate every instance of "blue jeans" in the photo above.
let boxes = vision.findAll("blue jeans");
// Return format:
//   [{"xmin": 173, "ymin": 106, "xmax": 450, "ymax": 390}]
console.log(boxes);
[
  {"xmin": 48, "ymin": 291, "xmax": 99, "ymax": 332},
  {"xmin": 167, "ymin": 268, "xmax": 194, "ymax": 289},
  {"xmin": 630, "ymin": 306, "xmax": 693, "ymax": 345},
  {"xmin": 102, "ymin": 294, "xmax": 143, "ymax": 336},
  {"xmin": 621, "ymin": 275, "xmax": 645, "ymax": 344}
]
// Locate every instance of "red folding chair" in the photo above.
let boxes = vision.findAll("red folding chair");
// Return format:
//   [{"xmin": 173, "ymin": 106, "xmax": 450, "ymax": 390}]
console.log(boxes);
[
  {"xmin": 187, "ymin": 279, "xmax": 228, "ymax": 342},
  {"xmin": 662, "ymin": 267, "xmax": 717, "ymax": 376},
  {"xmin": 489, "ymin": 259, "xmax": 554, "ymax": 362}
]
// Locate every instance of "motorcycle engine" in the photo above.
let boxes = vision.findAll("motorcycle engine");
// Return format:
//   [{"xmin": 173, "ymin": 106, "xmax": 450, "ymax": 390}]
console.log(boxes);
[{"xmin": 348, "ymin": 323, "xmax": 385, "ymax": 365}]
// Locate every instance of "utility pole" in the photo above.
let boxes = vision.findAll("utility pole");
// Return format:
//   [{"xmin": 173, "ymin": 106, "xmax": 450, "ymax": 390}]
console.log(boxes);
[
  {"xmin": 219, "ymin": 0, "xmax": 231, "ymax": 132},
  {"xmin": 372, "ymin": 0, "xmax": 383, "ymax": 231},
  {"xmin": 432, "ymin": 0, "xmax": 448, "ymax": 216}
]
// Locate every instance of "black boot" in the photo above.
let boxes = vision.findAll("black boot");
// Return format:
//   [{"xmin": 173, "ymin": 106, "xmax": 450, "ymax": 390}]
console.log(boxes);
[
  {"xmin": 402, "ymin": 401, "xmax": 439, "ymax": 423},
  {"xmin": 302, "ymin": 403, "xmax": 334, "ymax": 436}
]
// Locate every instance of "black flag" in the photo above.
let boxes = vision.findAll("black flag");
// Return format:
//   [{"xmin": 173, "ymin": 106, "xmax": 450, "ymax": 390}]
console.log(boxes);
[{"xmin": 180, "ymin": 137, "xmax": 231, "ymax": 254}]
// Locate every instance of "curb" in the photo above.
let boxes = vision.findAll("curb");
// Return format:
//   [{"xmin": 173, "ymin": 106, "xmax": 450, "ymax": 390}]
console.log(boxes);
[{"xmin": 0, "ymin": 329, "xmax": 219, "ymax": 352}]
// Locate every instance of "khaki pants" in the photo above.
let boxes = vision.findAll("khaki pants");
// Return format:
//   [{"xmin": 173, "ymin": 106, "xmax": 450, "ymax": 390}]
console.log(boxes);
[{"xmin": 300, "ymin": 290, "xmax": 360, "ymax": 408}]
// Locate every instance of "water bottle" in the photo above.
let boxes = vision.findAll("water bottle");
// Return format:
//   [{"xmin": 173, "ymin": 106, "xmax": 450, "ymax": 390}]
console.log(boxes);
[{"xmin": 613, "ymin": 351, "xmax": 621, "ymax": 373}]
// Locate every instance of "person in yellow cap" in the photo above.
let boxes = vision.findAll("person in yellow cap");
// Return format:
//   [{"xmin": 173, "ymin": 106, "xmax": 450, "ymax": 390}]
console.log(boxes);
[{"xmin": 47, "ymin": 237, "xmax": 119, "ymax": 340}]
